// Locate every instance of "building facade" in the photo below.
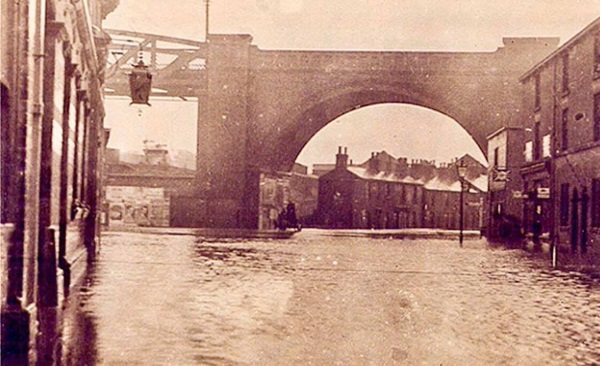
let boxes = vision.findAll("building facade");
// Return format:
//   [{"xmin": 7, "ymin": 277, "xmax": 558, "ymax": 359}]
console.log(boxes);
[
  {"xmin": 104, "ymin": 146, "xmax": 196, "ymax": 228},
  {"xmin": 317, "ymin": 148, "xmax": 487, "ymax": 231},
  {"xmin": 256, "ymin": 163, "xmax": 319, "ymax": 230},
  {"xmin": 317, "ymin": 148, "xmax": 425, "ymax": 229},
  {"xmin": 486, "ymin": 127, "xmax": 525, "ymax": 240},
  {"xmin": 419, "ymin": 155, "xmax": 487, "ymax": 231},
  {"xmin": 1, "ymin": 0, "xmax": 117, "ymax": 362},
  {"xmin": 519, "ymin": 17, "xmax": 600, "ymax": 266}
]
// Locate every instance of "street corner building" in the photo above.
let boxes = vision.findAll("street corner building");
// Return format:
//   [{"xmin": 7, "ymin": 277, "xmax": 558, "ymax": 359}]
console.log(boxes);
[
  {"xmin": 1, "ymin": 0, "xmax": 118, "ymax": 363},
  {"xmin": 522, "ymin": 18, "xmax": 600, "ymax": 267},
  {"xmin": 488, "ymin": 16, "xmax": 600, "ymax": 269}
]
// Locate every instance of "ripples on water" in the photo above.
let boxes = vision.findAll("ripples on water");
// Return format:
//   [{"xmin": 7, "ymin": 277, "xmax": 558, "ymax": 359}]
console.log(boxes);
[{"xmin": 61, "ymin": 230, "xmax": 600, "ymax": 365}]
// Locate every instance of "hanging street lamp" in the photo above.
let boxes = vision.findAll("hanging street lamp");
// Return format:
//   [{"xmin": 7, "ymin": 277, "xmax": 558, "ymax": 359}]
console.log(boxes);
[{"xmin": 128, "ymin": 59, "xmax": 152, "ymax": 106}]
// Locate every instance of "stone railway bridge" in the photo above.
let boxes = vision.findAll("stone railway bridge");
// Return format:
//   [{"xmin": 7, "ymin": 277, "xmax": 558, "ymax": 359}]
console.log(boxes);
[{"xmin": 105, "ymin": 30, "xmax": 558, "ymax": 228}]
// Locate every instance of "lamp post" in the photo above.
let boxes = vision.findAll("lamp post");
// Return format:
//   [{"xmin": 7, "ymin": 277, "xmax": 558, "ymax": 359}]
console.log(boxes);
[{"xmin": 457, "ymin": 161, "xmax": 467, "ymax": 247}]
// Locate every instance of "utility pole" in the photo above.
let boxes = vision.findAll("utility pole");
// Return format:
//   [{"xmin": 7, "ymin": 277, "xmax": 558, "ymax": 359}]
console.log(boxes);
[{"xmin": 205, "ymin": 0, "xmax": 210, "ymax": 41}]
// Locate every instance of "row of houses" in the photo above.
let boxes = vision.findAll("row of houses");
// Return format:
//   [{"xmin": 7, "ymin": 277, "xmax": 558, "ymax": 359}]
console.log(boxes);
[
  {"xmin": 316, "ymin": 147, "xmax": 486, "ymax": 230},
  {"xmin": 487, "ymin": 17, "xmax": 600, "ymax": 267}
]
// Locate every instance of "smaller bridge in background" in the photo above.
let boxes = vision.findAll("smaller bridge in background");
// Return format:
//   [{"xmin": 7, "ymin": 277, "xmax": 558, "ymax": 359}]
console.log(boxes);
[{"xmin": 104, "ymin": 29, "xmax": 208, "ymax": 97}]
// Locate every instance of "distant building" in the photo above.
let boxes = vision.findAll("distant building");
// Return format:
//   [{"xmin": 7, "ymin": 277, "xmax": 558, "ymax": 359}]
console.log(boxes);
[
  {"xmin": 519, "ymin": 17, "xmax": 600, "ymax": 266},
  {"xmin": 143, "ymin": 140, "xmax": 169, "ymax": 166},
  {"xmin": 104, "ymin": 145, "xmax": 196, "ymax": 227},
  {"xmin": 258, "ymin": 170, "xmax": 290, "ymax": 230},
  {"xmin": 290, "ymin": 163, "xmax": 319, "ymax": 222},
  {"xmin": 317, "ymin": 148, "xmax": 487, "ymax": 230},
  {"xmin": 422, "ymin": 156, "xmax": 487, "ymax": 231},
  {"xmin": 170, "ymin": 149, "xmax": 197, "ymax": 170},
  {"xmin": 317, "ymin": 147, "xmax": 425, "ymax": 229},
  {"xmin": 486, "ymin": 127, "xmax": 525, "ymax": 241},
  {"xmin": 257, "ymin": 163, "xmax": 319, "ymax": 230},
  {"xmin": 312, "ymin": 163, "xmax": 337, "ymax": 177}
]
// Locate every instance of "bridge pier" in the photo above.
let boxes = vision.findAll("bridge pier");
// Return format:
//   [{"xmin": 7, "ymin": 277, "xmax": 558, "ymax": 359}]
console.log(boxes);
[{"xmin": 196, "ymin": 35, "xmax": 260, "ymax": 228}]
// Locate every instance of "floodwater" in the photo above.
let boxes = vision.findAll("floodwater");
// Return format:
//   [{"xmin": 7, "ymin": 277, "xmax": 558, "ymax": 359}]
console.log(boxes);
[{"xmin": 60, "ymin": 229, "xmax": 600, "ymax": 365}]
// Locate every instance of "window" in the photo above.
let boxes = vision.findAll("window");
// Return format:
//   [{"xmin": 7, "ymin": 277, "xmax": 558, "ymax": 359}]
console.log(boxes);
[
  {"xmin": 561, "ymin": 108, "xmax": 569, "ymax": 151},
  {"xmin": 524, "ymin": 141, "xmax": 533, "ymax": 162},
  {"xmin": 560, "ymin": 183, "xmax": 570, "ymax": 226},
  {"xmin": 595, "ymin": 92, "xmax": 600, "ymax": 142},
  {"xmin": 534, "ymin": 73, "xmax": 541, "ymax": 110},
  {"xmin": 542, "ymin": 134, "xmax": 551, "ymax": 158},
  {"xmin": 593, "ymin": 179, "xmax": 600, "ymax": 228},
  {"xmin": 561, "ymin": 52, "xmax": 569, "ymax": 93},
  {"xmin": 533, "ymin": 121, "xmax": 541, "ymax": 160},
  {"xmin": 493, "ymin": 147, "xmax": 499, "ymax": 167}
]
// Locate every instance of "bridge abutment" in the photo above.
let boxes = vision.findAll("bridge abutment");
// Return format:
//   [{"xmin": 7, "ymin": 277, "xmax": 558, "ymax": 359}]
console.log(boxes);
[{"xmin": 196, "ymin": 34, "xmax": 259, "ymax": 228}]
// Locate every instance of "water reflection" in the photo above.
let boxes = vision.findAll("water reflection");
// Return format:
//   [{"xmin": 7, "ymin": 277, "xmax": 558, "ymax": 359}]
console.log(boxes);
[{"xmin": 60, "ymin": 267, "xmax": 98, "ymax": 366}]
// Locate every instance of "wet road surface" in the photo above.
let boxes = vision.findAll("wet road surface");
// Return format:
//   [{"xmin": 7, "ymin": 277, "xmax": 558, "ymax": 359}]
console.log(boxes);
[{"xmin": 61, "ymin": 229, "xmax": 600, "ymax": 365}]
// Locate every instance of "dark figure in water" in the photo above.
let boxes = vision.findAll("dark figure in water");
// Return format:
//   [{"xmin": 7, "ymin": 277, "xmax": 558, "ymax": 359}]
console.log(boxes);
[
  {"xmin": 275, "ymin": 202, "xmax": 301, "ymax": 231},
  {"xmin": 286, "ymin": 202, "xmax": 297, "ymax": 228}
]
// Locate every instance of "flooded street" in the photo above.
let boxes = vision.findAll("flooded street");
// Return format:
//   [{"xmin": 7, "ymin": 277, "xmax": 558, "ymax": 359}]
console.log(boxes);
[{"xmin": 61, "ymin": 229, "xmax": 600, "ymax": 365}]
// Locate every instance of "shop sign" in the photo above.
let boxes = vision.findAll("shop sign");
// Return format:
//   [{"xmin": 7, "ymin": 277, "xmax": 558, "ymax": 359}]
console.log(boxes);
[{"xmin": 537, "ymin": 187, "xmax": 550, "ymax": 199}]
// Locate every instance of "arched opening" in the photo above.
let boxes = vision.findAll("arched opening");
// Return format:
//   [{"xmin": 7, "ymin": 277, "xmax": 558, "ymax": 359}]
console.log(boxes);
[
  {"xmin": 296, "ymin": 103, "xmax": 487, "ymax": 170},
  {"xmin": 280, "ymin": 103, "xmax": 488, "ymax": 230},
  {"xmin": 258, "ymin": 84, "xmax": 490, "ymax": 173}
]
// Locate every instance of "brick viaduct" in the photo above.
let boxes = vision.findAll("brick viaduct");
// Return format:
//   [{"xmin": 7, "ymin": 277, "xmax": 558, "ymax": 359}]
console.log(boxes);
[{"xmin": 105, "ymin": 32, "xmax": 558, "ymax": 228}]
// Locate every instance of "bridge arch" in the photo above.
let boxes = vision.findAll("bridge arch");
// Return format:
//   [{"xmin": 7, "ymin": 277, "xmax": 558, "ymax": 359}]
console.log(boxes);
[{"xmin": 260, "ymin": 85, "xmax": 475, "ymax": 172}]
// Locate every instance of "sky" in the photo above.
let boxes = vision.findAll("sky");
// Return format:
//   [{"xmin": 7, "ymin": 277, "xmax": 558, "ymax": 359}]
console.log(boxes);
[{"xmin": 103, "ymin": 1, "xmax": 599, "ymax": 168}]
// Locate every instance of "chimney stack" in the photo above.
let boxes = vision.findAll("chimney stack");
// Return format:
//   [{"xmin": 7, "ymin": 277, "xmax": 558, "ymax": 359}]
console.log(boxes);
[{"xmin": 336, "ymin": 146, "xmax": 349, "ymax": 169}]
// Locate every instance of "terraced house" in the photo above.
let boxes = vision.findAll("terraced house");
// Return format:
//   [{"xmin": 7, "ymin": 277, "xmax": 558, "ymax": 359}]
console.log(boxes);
[{"xmin": 317, "ymin": 148, "xmax": 486, "ymax": 231}]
